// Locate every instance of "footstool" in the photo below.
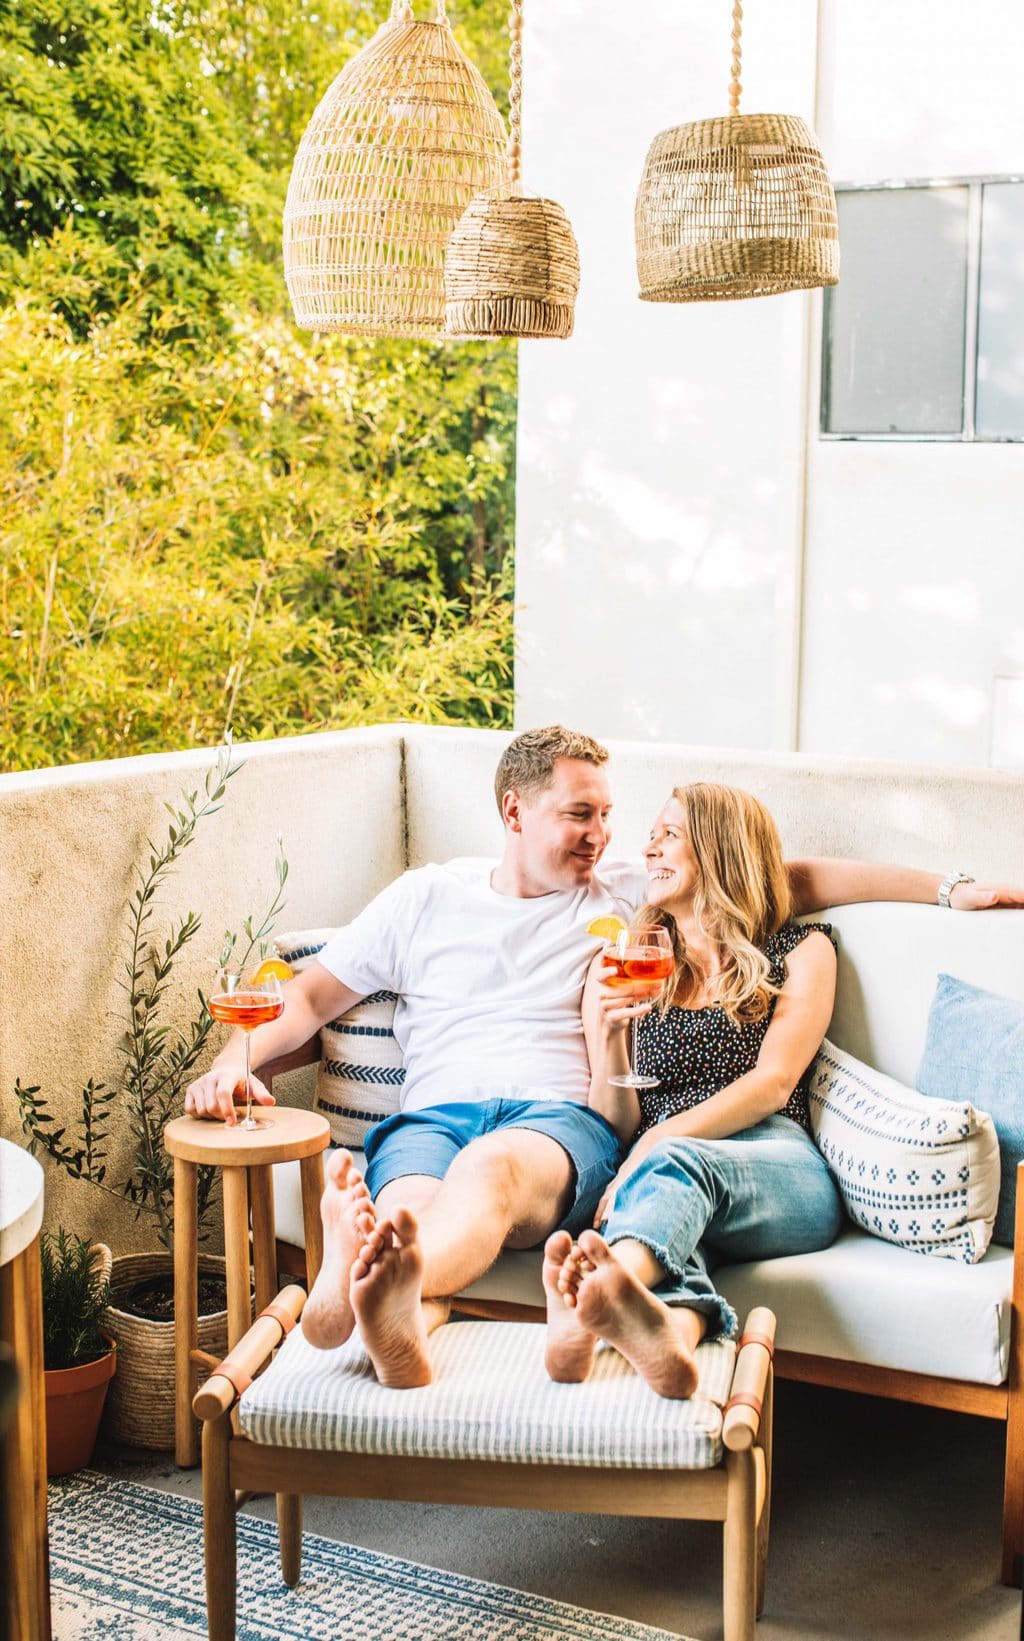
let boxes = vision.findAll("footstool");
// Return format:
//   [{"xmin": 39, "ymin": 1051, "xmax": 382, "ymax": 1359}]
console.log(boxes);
[{"xmin": 194, "ymin": 1286, "xmax": 775, "ymax": 1641}]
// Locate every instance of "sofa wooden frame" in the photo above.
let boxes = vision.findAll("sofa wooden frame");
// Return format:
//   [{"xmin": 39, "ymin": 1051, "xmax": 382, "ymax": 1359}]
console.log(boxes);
[
  {"xmin": 194, "ymin": 1283, "xmax": 775, "ymax": 1641},
  {"xmin": 264, "ymin": 1043, "xmax": 1024, "ymax": 1589}
]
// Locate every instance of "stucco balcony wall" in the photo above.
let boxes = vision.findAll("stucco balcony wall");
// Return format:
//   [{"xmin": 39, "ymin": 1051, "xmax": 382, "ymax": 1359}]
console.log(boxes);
[{"xmin": 2, "ymin": 721, "xmax": 1022, "ymax": 1248}]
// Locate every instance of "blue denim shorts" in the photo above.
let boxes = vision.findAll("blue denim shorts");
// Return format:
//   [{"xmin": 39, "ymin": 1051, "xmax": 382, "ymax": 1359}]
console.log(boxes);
[{"xmin": 362, "ymin": 1099, "xmax": 622, "ymax": 1238}]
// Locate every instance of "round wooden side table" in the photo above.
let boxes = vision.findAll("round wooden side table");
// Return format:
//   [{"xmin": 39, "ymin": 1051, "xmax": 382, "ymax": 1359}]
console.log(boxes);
[
  {"xmin": 163, "ymin": 1107, "xmax": 330, "ymax": 1467},
  {"xmin": 0, "ymin": 1137, "xmax": 50, "ymax": 1641}
]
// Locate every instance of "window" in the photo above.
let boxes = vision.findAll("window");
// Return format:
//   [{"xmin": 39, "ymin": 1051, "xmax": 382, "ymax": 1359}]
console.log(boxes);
[{"xmin": 821, "ymin": 178, "xmax": 1024, "ymax": 441}]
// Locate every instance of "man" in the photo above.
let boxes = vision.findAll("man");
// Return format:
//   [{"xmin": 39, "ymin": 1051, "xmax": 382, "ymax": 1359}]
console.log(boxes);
[{"xmin": 185, "ymin": 725, "xmax": 1020, "ymax": 1388}]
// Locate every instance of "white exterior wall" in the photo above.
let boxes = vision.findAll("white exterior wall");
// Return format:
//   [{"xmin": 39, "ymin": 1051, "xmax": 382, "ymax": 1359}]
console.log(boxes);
[{"xmin": 514, "ymin": 0, "xmax": 1024, "ymax": 768}]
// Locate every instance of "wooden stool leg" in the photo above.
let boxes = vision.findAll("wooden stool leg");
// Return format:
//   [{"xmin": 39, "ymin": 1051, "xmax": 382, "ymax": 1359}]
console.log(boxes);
[
  {"xmin": 203, "ymin": 1412, "xmax": 236, "ymax": 1641},
  {"xmin": 222, "ymin": 1168, "xmax": 252, "ymax": 1350},
  {"xmin": 723, "ymin": 1448, "xmax": 756, "ymax": 1641},
  {"xmin": 249, "ymin": 1166, "xmax": 277, "ymax": 1319},
  {"xmin": 755, "ymin": 1367, "xmax": 773, "ymax": 1616},
  {"xmin": 173, "ymin": 1156, "xmax": 200, "ymax": 1467},
  {"xmin": 277, "ymin": 1493, "xmax": 303, "ymax": 1586},
  {"xmin": 298, "ymin": 1153, "xmax": 326, "ymax": 1289},
  {"xmin": 1, "ymin": 1240, "xmax": 51, "ymax": 1641}
]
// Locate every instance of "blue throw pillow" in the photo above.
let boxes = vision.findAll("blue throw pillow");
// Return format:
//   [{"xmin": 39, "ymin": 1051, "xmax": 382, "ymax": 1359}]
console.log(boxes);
[{"xmin": 917, "ymin": 974, "xmax": 1024, "ymax": 1247}]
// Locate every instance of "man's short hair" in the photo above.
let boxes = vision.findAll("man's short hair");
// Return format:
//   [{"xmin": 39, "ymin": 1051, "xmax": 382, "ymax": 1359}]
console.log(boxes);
[{"xmin": 494, "ymin": 725, "xmax": 609, "ymax": 815}]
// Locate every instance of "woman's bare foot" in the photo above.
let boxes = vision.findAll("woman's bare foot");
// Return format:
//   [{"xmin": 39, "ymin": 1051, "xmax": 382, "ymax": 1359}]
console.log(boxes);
[
  {"xmin": 571, "ymin": 1230, "xmax": 703, "ymax": 1400},
  {"xmin": 542, "ymin": 1231, "xmax": 597, "ymax": 1383},
  {"xmin": 351, "ymin": 1207, "xmax": 433, "ymax": 1388},
  {"xmin": 301, "ymin": 1150, "xmax": 376, "ymax": 1350}
]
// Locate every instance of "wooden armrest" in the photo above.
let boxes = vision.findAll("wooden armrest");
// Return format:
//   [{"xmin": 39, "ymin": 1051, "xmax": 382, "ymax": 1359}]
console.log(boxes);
[
  {"xmin": 722, "ymin": 1306, "xmax": 776, "ymax": 1453},
  {"xmin": 193, "ymin": 1284, "xmax": 306, "ymax": 1421},
  {"xmin": 260, "ymin": 1035, "xmax": 321, "ymax": 1092}
]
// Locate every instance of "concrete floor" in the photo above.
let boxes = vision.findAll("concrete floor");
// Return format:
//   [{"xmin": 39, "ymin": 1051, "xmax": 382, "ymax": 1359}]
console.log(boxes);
[{"xmin": 99, "ymin": 1378, "xmax": 1022, "ymax": 1641}]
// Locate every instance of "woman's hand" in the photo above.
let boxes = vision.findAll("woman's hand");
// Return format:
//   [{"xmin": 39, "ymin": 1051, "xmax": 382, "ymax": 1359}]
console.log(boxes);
[
  {"xmin": 593, "ymin": 1135, "xmax": 656, "ymax": 1225},
  {"xmin": 595, "ymin": 963, "xmax": 656, "ymax": 1040}
]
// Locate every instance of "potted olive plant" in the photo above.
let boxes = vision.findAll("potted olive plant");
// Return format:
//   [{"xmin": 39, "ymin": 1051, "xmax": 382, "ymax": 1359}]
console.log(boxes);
[
  {"xmin": 17, "ymin": 744, "xmax": 287, "ymax": 1451},
  {"xmin": 42, "ymin": 1229, "xmax": 116, "ymax": 1475}
]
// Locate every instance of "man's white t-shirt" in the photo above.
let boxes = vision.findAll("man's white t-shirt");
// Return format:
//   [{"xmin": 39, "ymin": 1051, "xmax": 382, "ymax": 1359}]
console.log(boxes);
[{"xmin": 317, "ymin": 859, "xmax": 648, "ymax": 1112}]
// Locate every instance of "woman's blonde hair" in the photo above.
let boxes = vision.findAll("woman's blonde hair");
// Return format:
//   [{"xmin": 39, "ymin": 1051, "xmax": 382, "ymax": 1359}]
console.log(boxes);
[{"xmin": 642, "ymin": 782, "xmax": 793, "ymax": 1024}]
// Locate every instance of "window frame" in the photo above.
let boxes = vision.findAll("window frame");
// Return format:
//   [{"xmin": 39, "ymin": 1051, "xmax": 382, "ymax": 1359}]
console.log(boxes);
[{"xmin": 820, "ymin": 173, "xmax": 1024, "ymax": 444}]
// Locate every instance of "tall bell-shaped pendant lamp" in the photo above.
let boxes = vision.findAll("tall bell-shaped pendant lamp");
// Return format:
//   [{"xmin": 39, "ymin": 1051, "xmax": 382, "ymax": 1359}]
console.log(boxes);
[
  {"xmin": 444, "ymin": 0, "xmax": 580, "ymax": 339},
  {"xmin": 284, "ymin": 0, "xmax": 508, "ymax": 337},
  {"xmin": 634, "ymin": 0, "xmax": 839, "ymax": 302}
]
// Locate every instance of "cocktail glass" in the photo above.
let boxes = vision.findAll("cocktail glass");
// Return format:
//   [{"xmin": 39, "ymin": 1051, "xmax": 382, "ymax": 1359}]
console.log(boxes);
[
  {"xmin": 208, "ymin": 967, "xmax": 284, "ymax": 1130},
  {"xmin": 604, "ymin": 926, "xmax": 674, "ymax": 1090}
]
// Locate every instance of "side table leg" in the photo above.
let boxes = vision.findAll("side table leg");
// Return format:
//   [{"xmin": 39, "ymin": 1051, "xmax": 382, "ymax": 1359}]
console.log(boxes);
[
  {"xmin": 299, "ymin": 1153, "xmax": 326, "ymax": 1289},
  {"xmin": 1, "ymin": 1238, "xmax": 51, "ymax": 1641},
  {"xmin": 173, "ymin": 1156, "xmax": 199, "ymax": 1468},
  {"xmin": 249, "ymin": 1166, "xmax": 277, "ymax": 1317},
  {"xmin": 222, "ymin": 1167, "xmax": 252, "ymax": 1349}
]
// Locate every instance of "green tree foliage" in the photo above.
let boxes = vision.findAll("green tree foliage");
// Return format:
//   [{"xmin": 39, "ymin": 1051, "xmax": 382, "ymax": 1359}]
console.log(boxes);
[{"xmin": 1, "ymin": 0, "xmax": 516, "ymax": 770}]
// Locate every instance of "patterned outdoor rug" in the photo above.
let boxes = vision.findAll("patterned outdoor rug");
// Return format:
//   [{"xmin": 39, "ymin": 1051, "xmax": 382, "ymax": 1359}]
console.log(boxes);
[{"xmin": 49, "ymin": 1471, "xmax": 692, "ymax": 1640}]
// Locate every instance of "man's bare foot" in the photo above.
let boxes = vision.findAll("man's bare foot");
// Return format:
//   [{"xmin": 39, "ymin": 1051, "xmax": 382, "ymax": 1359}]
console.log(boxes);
[
  {"xmin": 302, "ymin": 1150, "xmax": 376, "ymax": 1350},
  {"xmin": 542, "ymin": 1231, "xmax": 597, "ymax": 1383},
  {"xmin": 571, "ymin": 1230, "xmax": 703, "ymax": 1400},
  {"xmin": 351, "ymin": 1207, "xmax": 433, "ymax": 1388}
]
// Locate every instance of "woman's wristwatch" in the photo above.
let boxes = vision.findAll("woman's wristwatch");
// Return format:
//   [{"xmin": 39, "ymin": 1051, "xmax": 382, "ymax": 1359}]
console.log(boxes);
[{"xmin": 937, "ymin": 871, "xmax": 975, "ymax": 908}]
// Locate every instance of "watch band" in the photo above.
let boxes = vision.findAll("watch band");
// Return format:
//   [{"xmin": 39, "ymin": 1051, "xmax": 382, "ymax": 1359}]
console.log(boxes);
[{"xmin": 937, "ymin": 871, "xmax": 975, "ymax": 909}]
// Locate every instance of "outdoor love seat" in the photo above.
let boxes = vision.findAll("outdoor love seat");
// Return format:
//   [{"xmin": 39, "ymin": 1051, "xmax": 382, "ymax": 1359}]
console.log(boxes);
[{"xmin": 268, "ymin": 896, "xmax": 1024, "ymax": 1585}]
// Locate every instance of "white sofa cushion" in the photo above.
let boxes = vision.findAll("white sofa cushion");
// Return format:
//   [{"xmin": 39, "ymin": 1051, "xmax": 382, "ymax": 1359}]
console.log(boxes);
[
  {"xmin": 715, "ymin": 1229, "xmax": 1012, "ymax": 1387},
  {"xmin": 238, "ymin": 1319, "xmax": 737, "ymax": 1469},
  {"xmin": 808, "ymin": 1038, "xmax": 998, "ymax": 1263}
]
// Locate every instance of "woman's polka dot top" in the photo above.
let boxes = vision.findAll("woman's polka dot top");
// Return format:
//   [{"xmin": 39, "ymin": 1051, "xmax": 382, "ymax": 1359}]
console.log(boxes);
[{"xmin": 634, "ymin": 921, "xmax": 835, "ymax": 1137}]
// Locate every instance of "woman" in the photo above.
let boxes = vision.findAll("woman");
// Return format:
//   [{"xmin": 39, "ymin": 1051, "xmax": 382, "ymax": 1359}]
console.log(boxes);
[{"xmin": 543, "ymin": 782, "xmax": 843, "ymax": 1399}]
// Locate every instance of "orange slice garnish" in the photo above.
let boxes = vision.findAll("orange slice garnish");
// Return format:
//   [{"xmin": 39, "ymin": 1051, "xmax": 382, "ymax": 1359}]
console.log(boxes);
[
  {"xmin": 586, "ymin": 916, "xmax": 627, "ymax": 941},
  {"xmin": 248, "ymin": 957, "xmax": 294, "ymax": 984}
]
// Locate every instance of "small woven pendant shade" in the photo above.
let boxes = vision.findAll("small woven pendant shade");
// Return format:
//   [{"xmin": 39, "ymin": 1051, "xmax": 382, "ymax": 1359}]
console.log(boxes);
[
  {"xmin": 444, "ymin": 1, "xmax": 579, "ymax": 339},
  {"xmin": 635, "ymin": 2, "xmax": 839, "ymax": 302},
  {"xmin": 284, "ymin": 0, "xmax": 508, "ymax": 337}
]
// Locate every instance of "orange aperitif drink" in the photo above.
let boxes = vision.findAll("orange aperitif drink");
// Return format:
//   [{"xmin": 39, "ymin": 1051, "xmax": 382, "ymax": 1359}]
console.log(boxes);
[
  {"xmin": 601, "ymin": 926, "xmax": 674, "ymax": 1090},
  {"xmin": 208, "ymin": 992, "xmax": 286, "ymax": 1030},
  {"xmin": 209, "ymin": 960, "xmax": 290, "ymax": 1129}
]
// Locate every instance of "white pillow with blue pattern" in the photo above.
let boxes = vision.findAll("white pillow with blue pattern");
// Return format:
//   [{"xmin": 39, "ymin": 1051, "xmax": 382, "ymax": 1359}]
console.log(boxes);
[
  {"xmin": 808, "ymin": 1038, "xmax": 999, "ymax": 1264},
  {"xmin": 273, "ymin": 929, "xmax": 405, "ymax": 1148}
]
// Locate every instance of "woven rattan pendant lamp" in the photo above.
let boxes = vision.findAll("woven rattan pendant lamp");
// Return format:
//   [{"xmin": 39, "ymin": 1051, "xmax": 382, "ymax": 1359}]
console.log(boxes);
[
  {"xmin": 284, "ymin": 0, "xmax": 507, "ymax": 337},
  {"xmin": 635, "ymin": 0, "xmax": 839, "ymax": 302},
  {"xmin": 444, "ymin": 0, "xmax": 579, "ymax": 339}
]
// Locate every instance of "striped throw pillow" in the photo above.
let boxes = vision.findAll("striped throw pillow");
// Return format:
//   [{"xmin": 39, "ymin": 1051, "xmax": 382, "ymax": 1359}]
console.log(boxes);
[
  {"xmin": 273, "ymin": 929, "xmax": 405, "ymax": 1147},
  {"xmin": 808, "ymin": 1038, "xmax": 999, "ymax": 1264}
]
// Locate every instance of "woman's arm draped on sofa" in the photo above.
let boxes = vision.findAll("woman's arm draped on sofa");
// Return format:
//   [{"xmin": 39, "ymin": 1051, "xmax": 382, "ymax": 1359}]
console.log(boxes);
[{"xmin": 787, "ymin": 858, "xmax": 1024, "ymax": 914}]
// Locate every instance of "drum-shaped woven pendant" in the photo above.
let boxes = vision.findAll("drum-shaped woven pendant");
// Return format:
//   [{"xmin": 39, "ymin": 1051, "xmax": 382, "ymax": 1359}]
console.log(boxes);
[
  {"xmin": 444, "ymin": 195, "xmax": 580, "ymax": 338},
  {"xmin": 635, "ymin": 113, "xmax": 839, "ymax": 302},
  {"xmin": 284, "ymin": 3, "xmax": 508, "ymax": 336}
]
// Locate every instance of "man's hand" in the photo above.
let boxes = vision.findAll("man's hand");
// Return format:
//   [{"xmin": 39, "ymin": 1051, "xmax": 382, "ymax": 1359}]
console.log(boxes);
[
  {"xmin": 185, "ymin": 1064, "xmax": 276, "ymax": 1125},
  {"xmin": 950, "ymin": 881, "xmax": 1024, "ymax": 910}
]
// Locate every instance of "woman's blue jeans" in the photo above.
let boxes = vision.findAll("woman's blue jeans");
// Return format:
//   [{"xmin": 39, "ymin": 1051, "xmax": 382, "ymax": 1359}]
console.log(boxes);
[{"xmin": 601, "ymin": 1115, "xmax": 843, "ymax": 1340}]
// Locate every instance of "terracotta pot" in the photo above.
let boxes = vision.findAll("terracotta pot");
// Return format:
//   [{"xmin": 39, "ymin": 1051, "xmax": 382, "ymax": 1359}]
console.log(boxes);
[{"xmin": 45, "ymin": 1337, "xmax": 117, "ymax": 1476}]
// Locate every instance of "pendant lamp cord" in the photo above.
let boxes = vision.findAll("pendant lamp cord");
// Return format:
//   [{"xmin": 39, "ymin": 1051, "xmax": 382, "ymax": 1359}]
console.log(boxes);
[
  {"xmin": 508, "ymin": 0, "xmax": 523, "ymax": 193},
  {"xmin": 729, "ymin": 0, "xmax": 743, "ymax": 115},
  {"xmin": 388, "ymin": 1, "xmax": 447, "ymax": 20}
]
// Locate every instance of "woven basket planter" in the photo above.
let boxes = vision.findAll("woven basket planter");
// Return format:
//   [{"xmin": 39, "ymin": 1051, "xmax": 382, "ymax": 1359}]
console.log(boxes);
[
  {"xmin": 635, "ymin": 112, "xmax": 839, "ymax": 302},
  {"xmin": 283, "ymin": 0, "xmax": 507, "ymax": 336},
  {"xmin": 101, "ymin": 1252, "xmax": 230, "ymax": 1452},
  {"xmin": 445, "ymin": 194, "xmax": 579, "ymax": 338}
]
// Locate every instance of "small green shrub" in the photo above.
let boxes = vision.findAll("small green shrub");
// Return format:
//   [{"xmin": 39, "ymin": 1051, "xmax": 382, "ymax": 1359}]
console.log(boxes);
[{"xmin": 40, "ymin": 1228, "xmax": 113, "ymax": 1371}]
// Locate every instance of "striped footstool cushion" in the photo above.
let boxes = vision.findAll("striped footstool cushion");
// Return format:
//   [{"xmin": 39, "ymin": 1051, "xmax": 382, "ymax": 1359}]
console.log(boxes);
[
  {"xmin": 238, "ymin": 1321, "xmax": 736, "ymax": 1470},
  {"xmin": 274, "ymin": 929, "xmax": 405, "ymax": 1147}
]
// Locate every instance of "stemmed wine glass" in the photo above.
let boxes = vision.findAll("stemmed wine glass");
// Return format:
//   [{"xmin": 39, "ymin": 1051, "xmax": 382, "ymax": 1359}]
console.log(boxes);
[
  {"xmin": 603, "ymin": 926, "xmax": 674, "ymax": 1090},
  {"xmin": 208, "ymin": 965, "xmax": 285, "ymax": 1130}
]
